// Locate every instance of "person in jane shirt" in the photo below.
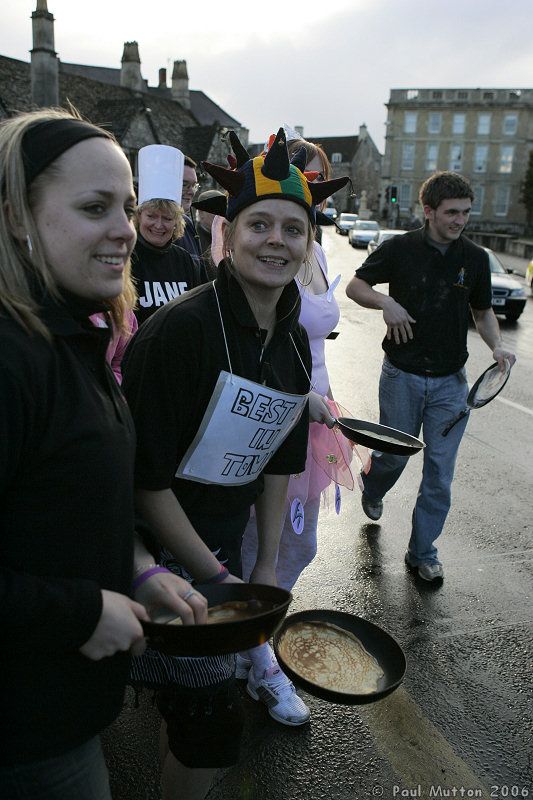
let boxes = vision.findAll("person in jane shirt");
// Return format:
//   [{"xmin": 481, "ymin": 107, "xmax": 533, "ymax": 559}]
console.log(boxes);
[
  {"xmin": 131, "ymin": 146, "xmax": 206, "ymax": 327},
  {"xmin": 123, "ymin": 128, "xmax": 348, "ymax": 800}
]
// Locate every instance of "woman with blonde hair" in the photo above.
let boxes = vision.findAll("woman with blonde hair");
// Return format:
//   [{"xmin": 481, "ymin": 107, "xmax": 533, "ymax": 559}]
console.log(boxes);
[
  {"xmin": 131, "ymin": 145, "xmax": 206, "ymax": 326},
  {"xmin": 240, "ymin": 133, "xmax": 368, "ymax": 595},
  {"xmin": 0, "ymin": 108, "xmax": 206, "ymax": 800},
  {"xmin": 123, "ymin": 127, "xmax": 348, "ymax": 799}
]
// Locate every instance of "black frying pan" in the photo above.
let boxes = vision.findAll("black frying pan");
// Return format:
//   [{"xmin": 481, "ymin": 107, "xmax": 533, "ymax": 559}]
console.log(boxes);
[
  {"xmin": 335, "ymin": 417, "xmax": 424, "ymax": 456},
  {"xmin": 441, "ymin": 360, "xmax": 512, "ymax": 437},
  {"xmin": 142, "ymin": 583, "xmax": 291, "ymax": 657},
  {"xmin": 273, "ymin": 610, "xmax": 406, "ymax": 705}
]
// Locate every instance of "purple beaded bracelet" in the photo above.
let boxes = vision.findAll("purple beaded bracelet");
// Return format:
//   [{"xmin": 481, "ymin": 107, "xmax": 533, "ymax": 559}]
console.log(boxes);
[{"xmin": 132, "ymin": 565, "xmax": 170, "ymax": 591}]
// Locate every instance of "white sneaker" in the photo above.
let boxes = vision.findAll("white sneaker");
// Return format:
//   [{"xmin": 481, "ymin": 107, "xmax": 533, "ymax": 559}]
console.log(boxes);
[
  {"xmin": 247, "ymin": 664, "xmax": 310, "ymax": 726},
  {"xmin": 235, "ymin": 653, "xmax": 252, "ymax": 680}
]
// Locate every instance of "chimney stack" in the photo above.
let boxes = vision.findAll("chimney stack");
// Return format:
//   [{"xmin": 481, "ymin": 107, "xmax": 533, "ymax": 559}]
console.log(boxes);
[
  {"xmin": 158, "ymin": 68, "xmax": 167, "ymax": 89},
  {"xmin": 30, "ymin": 0, "xmax": 59, "ymax": 107},
  {"xmin": 171, "ymin": 60, "xmax": 190, "ymax": 109},
  {"xmin": 120, "ymin": 42, "xmax": 145, "ymax": 92}
]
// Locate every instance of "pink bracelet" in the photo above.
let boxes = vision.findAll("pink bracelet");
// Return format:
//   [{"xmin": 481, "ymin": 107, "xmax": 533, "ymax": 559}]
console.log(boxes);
[
  {"xmin": 132, "ymin": 565, "xmax": 170, "ymax": 591},
  {"xmin": 200, "ymin": 564, "xmax": 229, "ymax": 585}
]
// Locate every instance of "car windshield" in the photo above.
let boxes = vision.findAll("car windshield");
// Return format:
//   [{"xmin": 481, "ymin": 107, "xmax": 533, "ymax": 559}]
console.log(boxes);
[
  {"xmin": 485, "ymin": 250, "xmax": 506, "ymax": 275},
  {"xmin": 356, "ymin": 222, "xmax": 379, "ymax": 230},
  {"xmin": 341, "ymin": 214, "xmax": 358, "ymax": 221}
]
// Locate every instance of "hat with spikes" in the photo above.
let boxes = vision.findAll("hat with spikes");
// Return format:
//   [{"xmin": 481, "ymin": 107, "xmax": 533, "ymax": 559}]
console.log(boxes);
[{"xmin": 193, "ymin": 127, "xmax": 349, "ymax": 223}]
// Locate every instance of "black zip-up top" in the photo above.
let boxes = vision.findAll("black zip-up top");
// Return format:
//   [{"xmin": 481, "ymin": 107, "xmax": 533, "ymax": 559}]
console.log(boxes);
[
  {"xmin": 122, "ymin": 260, "xmax": 311, "ymax": 516},
  {"xmin": 356, "ymin": 227, "xmax": 492, "ymax": 375},
  {"xmin": 0, "ymin": 291, "xmax": 136, "ymax": 765}
]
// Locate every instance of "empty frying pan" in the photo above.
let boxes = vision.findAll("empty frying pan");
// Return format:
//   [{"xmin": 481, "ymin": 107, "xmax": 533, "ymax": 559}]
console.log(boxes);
[
  {"xmin": 335, "ymin": 417, "xmax": 424, "ymax": 456},
  {"xmin": 441, "ymin": 360, "xmax": 512, "ymax": 437}
]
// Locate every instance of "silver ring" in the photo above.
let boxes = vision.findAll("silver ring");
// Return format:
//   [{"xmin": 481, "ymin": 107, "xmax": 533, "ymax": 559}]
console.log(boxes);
[{"xmin": 181, "ymin": 589, "xmax": 196, "ymax": 602}]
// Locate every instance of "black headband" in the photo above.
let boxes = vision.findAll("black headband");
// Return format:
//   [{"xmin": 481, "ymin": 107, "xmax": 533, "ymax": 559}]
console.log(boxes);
[{"xmin": 21, "ymin": 119, "xmax": 111, "ymax": 186}]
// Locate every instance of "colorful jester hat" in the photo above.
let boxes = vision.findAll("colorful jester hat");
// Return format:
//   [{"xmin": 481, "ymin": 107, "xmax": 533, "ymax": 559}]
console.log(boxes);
[{"xmin": 194, "ymin": 127, "xmax": 349, "ymax": 224}]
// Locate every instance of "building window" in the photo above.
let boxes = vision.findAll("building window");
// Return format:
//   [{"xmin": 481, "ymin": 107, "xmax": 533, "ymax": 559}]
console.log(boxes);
[
  {"xmin": 483, "ymin": 91, "xmax": 494, "ymax": 100},
  {"xmin": 432, "ymin": 91, "xmax": 443, "ymax": 99},
  {"xmin": 499, "ymin": 145, "xmax": 514, "ymax": 174},
  {"xmin": 406, "ymin": 89, "xmax": 419, "ymax": 100},
  {"xmin": 331, "ymin": 152, "xmax": 342, "ymax": 163},
  {"xmin": 426, "ymin": 143, "xmax": 439, "ymax": 171},
  {"xmin": 471, "ymin": 185, "xmax": 484, "ymax": 216},
  {"xmin": 473, "ymin": 144, "xmax": 489, "ymax": 173},
  {"xmin": 502, "ymin": 114, "xmax": 518, "ymax": 136},
  {"xmin": 477, "ymin": 113, "xmax": 491, "ymax": 135},
  {"xmin": 449, "ymin": 144, "xmax": 462, "ymax": 171},
  {"xmin": 399, "ymin": 183, "xmax": 412, "ymax": 210},
  {"xmin": 452, "ymin": 114, "xmax": 466, "ymax": 135},
  {"xmin": 509, "ymin": 90, "xmax": 521, "ymax": 100},
  {"xmin": 404, "ymin": 112, "xmax": 417, "ymax": 133},
  {"xmin": 427, "ymin": 112, "xmax": 442, "ymax": 134},
  {"xmin": 494, "ymin": 185, "xmax": 510, "ymax": 216},
  {"xmin": 457, "ymin": 91, "xmax": 469, "ymax": 100},
  {"xmin": 401, "ymin": 143, "xmax": 416, "ymax": 170}
]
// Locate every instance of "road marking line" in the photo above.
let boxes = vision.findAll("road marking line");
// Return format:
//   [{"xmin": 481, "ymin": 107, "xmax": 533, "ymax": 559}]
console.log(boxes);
[
  {"xmin": 495, "ymin": 395, "xmax": 533, "ymax": 416},
  {"xmin": 360, "ymin": 687, "xmax": 490, "ymax": 798}
]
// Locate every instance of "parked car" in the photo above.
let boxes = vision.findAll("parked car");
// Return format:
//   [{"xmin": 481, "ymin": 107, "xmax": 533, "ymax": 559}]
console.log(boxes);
[
  {"xmin": 367, "ymin": 228, "xmax": 406, "ymax": 255},
  {"xmin": 526, "ymin": 258, "xmax": 533, "ymax": 295},
  {"xmin": 348, "ymin": 220, "xmax": 380, "ymax": 248},
  {"xmin": 485, "ymin": 248, "xmax": 527, "ymax": 321},
  {"xmin": 323, "ymin": 207, "xmax": 337, "ymax": 221},
  {"xmin": 335, "ymin": 212, "xmax": 358, "ymax": 235}
]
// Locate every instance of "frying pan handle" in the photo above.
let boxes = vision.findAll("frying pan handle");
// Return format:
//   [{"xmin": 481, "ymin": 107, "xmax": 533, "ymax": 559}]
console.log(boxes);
[{"xmin": 441, "ymin": 409, "xmax": 469, "ymax": 437}]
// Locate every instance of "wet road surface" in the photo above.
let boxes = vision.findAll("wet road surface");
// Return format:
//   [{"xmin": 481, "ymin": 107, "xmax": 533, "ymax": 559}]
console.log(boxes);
[{"xmin": 103, "ymin": 228, "xmax": 533, "ymax": 799}]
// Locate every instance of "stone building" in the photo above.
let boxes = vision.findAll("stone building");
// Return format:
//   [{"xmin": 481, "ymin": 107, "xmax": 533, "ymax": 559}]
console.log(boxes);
[
  {"xmin": 249, "ymin": 125, "xmax": 382, "ymax": 216},
  {"xmin": 383, "ymin": 87, "xmax": 533, "ymax": 234},
  {"xmin": 0, "ymin": 1, "xmax": 247, "ymax": 185}
]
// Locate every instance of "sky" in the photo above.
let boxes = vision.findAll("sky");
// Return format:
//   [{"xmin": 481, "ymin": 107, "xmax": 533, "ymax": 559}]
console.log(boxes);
[{"xmin": 2, "ymin": 0, "xmax": 533, "ymax": 152}]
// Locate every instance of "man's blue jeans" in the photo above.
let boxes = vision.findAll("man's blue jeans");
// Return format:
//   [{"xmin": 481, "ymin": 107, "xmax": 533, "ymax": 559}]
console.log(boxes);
[
  {"xmin": 0, "ymin": 737, "xmax": 112, "ymax": 800},
  {"xmin": 362, "ymin": 357, "xmax": 469, "ymax": 565}
]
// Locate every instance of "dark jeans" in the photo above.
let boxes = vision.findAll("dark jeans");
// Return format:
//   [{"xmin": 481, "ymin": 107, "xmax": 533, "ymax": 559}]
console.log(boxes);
[{"xmin": 0, "ymin": 737, "xmax": 111, "ymax": 800}]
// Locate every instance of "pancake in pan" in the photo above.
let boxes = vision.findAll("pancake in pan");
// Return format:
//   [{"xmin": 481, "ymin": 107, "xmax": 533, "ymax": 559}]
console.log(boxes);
[
  {"xmin": 166, "ymin": 600, "xmax": 258, "ymax": 626},
  {"xmin": 277, "ymin": 620, "xmax": 384, "ymax": 695}
]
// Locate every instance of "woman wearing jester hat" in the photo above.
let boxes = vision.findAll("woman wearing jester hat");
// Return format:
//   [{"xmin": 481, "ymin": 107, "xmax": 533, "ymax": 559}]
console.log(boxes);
[
  {"xmin": 239, "ymin": 131, "xmax": 370, "ymax": 591},
  {"xmin": 122, "ymin": 128, "xmax": 348, "ymax": 798}
]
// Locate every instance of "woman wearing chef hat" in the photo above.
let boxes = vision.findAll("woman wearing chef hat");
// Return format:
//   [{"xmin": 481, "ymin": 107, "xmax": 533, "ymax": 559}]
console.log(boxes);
[{"xmin": 132, "ymin": 144, "xmax": 206, "ymax": 327}]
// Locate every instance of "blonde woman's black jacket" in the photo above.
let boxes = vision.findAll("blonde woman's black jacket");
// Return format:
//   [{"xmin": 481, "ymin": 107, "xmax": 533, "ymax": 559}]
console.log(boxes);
[{"xmin": 0, "ymin": 292, "xmax": 136, "ymax": 765}]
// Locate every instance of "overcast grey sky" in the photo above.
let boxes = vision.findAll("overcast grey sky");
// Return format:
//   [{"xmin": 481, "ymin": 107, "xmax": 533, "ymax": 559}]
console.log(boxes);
[{"xmin": 2, "ymin": 0, "xmax": 532, "ymax": 151}]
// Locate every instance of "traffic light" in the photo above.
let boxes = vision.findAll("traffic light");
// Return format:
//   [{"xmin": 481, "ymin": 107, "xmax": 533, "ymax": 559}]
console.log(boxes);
[
  {"xmin": 390, "ymin": 185, "xmax": 398, "ymax": 204},
  {"xmin": 385, "ymin": 186, "xmax": 390, "ymax": 203}
]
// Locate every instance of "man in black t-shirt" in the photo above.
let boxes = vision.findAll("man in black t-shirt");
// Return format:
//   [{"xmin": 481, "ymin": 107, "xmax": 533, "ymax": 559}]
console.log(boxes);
[{"xmin": 346, "ymin": 171, "xmax": 516, "ymax": 582}]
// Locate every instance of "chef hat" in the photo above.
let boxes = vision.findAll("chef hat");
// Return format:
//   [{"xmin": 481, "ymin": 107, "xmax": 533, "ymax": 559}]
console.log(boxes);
[{"xmin": 138, "ymin": 144, "xmax": 184, "ymax": 206}]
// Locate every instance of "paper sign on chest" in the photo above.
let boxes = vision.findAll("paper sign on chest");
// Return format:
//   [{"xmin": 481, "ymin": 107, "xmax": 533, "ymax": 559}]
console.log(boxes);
[{"xmin": 176, "ymin": 371, "xmax": 307, "ymax": 486}]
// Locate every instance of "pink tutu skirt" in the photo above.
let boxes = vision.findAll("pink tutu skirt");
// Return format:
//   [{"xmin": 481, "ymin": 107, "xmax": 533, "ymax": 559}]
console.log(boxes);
[{"xmin": 288, "ymin": 399, "xmax": 371, "ymax": 506}]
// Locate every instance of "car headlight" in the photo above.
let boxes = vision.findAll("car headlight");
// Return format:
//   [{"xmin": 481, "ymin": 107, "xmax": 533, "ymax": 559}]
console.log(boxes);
[{"xmin": 509, "ymin": 288, "xmax": 526, "ymax": 298}]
